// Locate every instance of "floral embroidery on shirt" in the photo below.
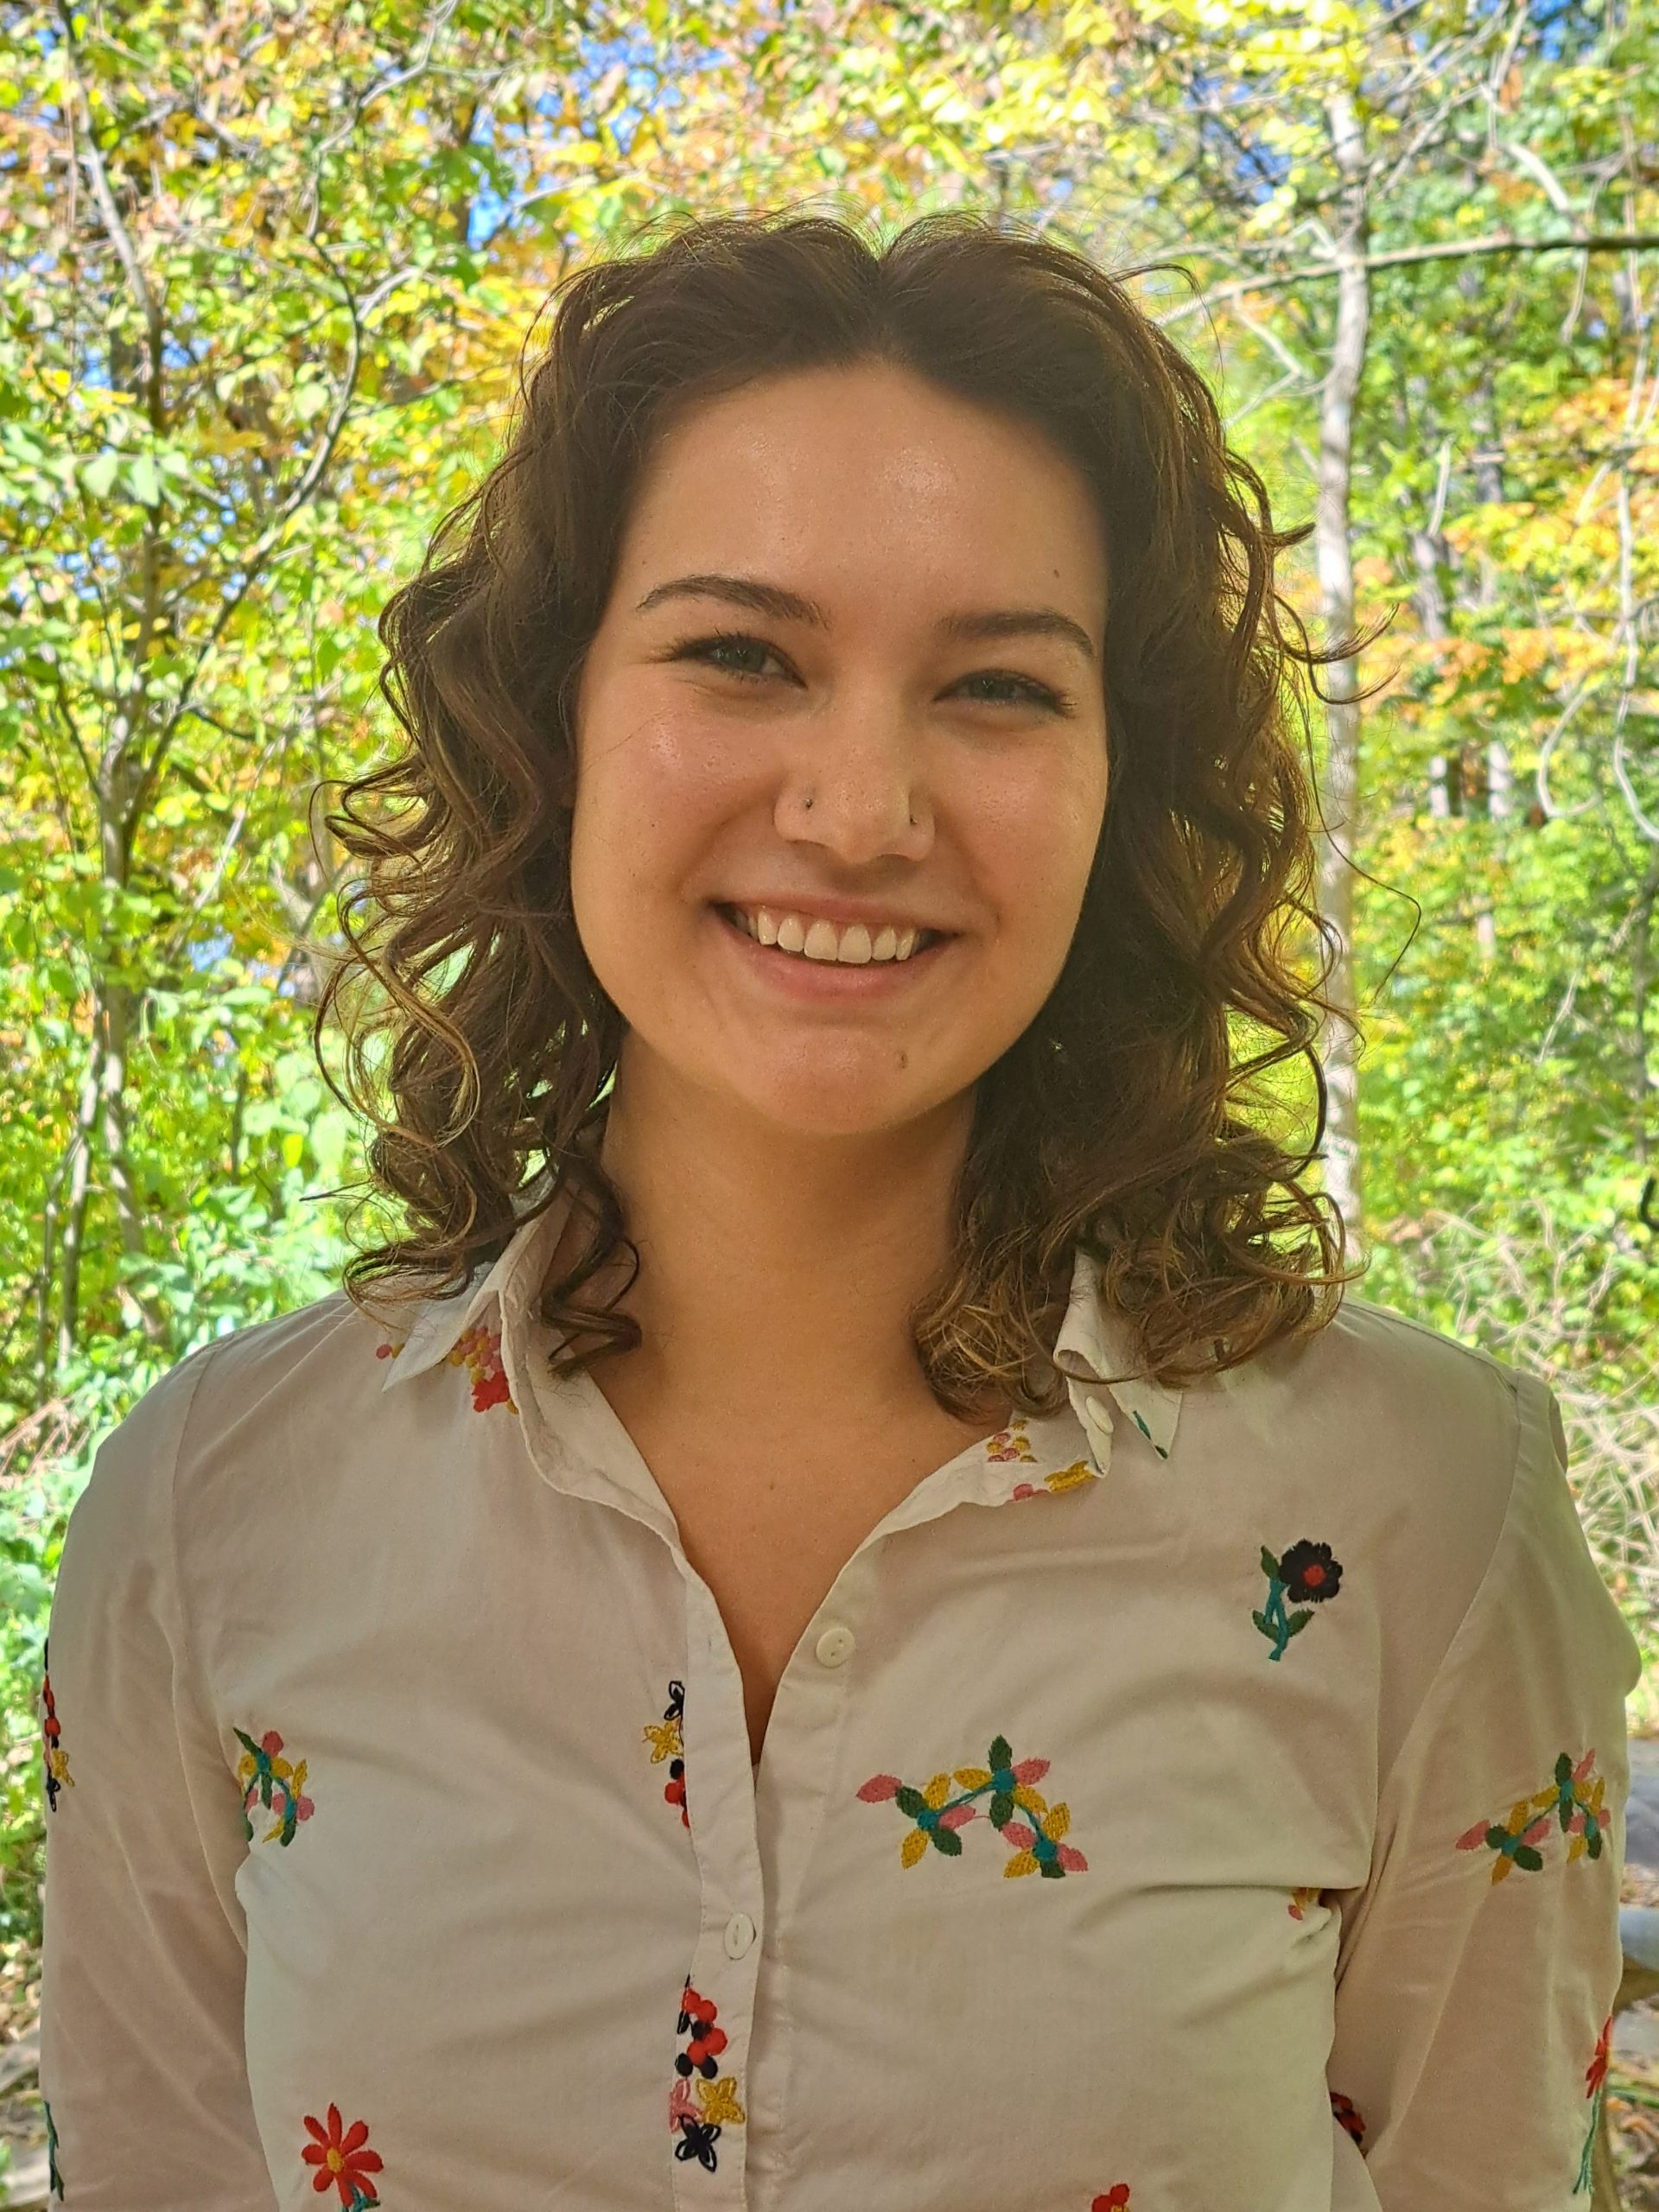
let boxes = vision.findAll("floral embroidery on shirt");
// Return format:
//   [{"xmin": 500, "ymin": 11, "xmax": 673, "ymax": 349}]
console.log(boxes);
[
  {"xmin": 1330, "ymin": 2089, "xmax": 1366, "ymax": 2147},
  {"xmin": 1253, "ymin": 1540, "xmax": 1344, "ymax": 1659},
  {"xmin": 1455, "ymin": 1748, "xmax": 1608, "ymax": 1882},
  {"xmin": 236, "ymin": 1727, "xmax": 315, "ymax": 1845},
  {"xmin": 374, "ymin": 1338, "xmax": 403, "ymax": 1363},
  {"xmin": 671, "ymin": 1982, "xmax": 746, "ymax": 2171},
  {"xmin": 446, "ymin": 1321, "xmax": 517, "ymax": 1413},
  {"xmin": 1574, "ymin": 2012, "xmax": 1612, "ymax": 2194},
  {"xmin": 1011, "ymin": 1459, "xmax": 1097, "ymax": 1501},
  {"xmin": 1091, "ymin": 2191, "xmax": 1131, "ymax": 2209},
  {"xmin": 857, "ymin": 1733, "xmax": 1088, "ymax": 1876},
  {"xmin": 302, "ymin": 2102, "xmax": 384, "ymax": 2207},
  {"xmin": 1287, "ymin": 1885, "xmax": 1322, "ymax": 1919},
  {"xmin": 39, "ymin": 1640, "xmax": 72, "ymax": 1812},
  {"xmin": 644, "ymin": 1680, "xmax": 690, "ymax": 1827},
  {"xmin": 987, "ymin": 1417, "xmax": 1038, "ymax": 1464},
  {"xmin": 44, "ymin": 2095, "xmax": 62, "ymax": 2198}
]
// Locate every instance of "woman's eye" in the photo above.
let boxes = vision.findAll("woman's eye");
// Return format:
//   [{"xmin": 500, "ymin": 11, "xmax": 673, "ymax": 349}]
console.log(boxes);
[
  {"xmin": 957, "ymin": 671, "xmax": 1068, "ymax": 710},
  {"xmin": 672, "ymin": 632, "xmax": 782, "ymax": 681}
]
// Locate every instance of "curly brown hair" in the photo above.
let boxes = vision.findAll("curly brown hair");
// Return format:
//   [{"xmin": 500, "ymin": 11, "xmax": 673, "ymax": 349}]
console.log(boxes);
[{"xmin": 315, "ymin": 203, "xmax": 1362, "ymax": 1419}]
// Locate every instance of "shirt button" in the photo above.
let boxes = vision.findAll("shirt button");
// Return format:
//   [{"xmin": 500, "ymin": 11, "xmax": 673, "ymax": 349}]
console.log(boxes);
[
  {"xmin": 723, "ymin": 1910, "xmax": 757, "ymax": 1959},
  {"xmin": 815, "ymin": 1623, "xmax": 855, "ymax": 1668}
]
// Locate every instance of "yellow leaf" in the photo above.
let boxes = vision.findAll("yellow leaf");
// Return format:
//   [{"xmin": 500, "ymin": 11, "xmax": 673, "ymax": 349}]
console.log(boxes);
[
  {"xmin": 923, "ymin": 1772, "xmax": 951, "ymax": 1809},
  {"xmin": 1013, "ymin": 1785, "xmax": 1048, "ymax": 1814},
  {"xmin": 1046, "ymin": 1802, "xmax": 1071, "ymax": 1840},
  {"xmin": 901, "ymin": 1827, "xmax": 929, "ymax": 1868},
  {"xmin": 1004, "ymin": 1851, "xmax": 1038, "ymax": 1878},
  {"xmin": 953, "ymin": 1767, "xmax": 992, "ymax": 1789}
]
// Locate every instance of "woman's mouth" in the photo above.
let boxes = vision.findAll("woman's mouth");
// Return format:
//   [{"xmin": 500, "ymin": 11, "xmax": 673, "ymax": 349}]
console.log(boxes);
[{"xmin": 709, "ymin": 902, "xmax": 955, "ymax": 995}]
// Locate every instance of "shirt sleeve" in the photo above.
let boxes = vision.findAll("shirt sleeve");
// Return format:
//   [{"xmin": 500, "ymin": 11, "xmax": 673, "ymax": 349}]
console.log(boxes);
[
  {"xmin": 37, "ymin": 1346, "xmax": 276, "ymax": 2207},
  {"xmin": 1325, "ymin": 1363, "xmax": 1644, "ymax": 2209}
]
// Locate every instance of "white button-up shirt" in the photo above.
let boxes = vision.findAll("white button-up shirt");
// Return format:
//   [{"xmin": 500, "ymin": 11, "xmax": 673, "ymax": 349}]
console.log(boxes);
[{"xmin": 38, "ymin": 1181, "xmax": 1642, "ymax": 2209}]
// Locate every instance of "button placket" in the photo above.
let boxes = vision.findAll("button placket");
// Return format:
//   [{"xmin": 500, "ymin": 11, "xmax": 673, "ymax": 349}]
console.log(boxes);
[{"xmin": 671, "ymin": 1580, "xmax": 765, "ymax": 2210}]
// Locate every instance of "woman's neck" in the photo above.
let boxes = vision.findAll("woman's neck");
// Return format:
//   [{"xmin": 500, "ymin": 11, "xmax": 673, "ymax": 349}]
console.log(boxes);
[{"xmin": 578, "ymin": 1055, "xmax": 979, "ymax": 1425}]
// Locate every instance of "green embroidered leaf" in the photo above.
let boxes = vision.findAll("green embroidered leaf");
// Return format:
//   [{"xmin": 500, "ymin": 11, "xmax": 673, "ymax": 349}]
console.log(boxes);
[
  {"xmin": 233, "ymin": 1726, "xmax": 259, "ymax": 1756},
  {"xmin": 1285, "ymin": 1610, "xmax": 1313, "ymax": 1637},
  {"xmin": 1039, "ymin": 1856, "xmax": 1065, "ymax": 1878},
  {"xmin": 1260, "ymin": 1547, "xmax": 1281, "ymax": 1580},
  {"xmin": 930, "ymin": 1826, "xmax": 963, "ymax": 1855},
  {"xmin": 988, "ymin": 1790, "xmax": 1014, "ymax": 1829},
  {"xmin": 1514, "ymin": 1846, "xmax": 1545, "ymax": 1873},
  {"xmin": 1250, "ymin": 1609, "xmax": 1271, "ymax": 1636},
  {"xmin": 988, "ymin": 1734, "xmax": 1013, "ymax": 1770},
  {"xmin": 893, "ymin": 1784, "xmax": 927, "ymax": 1820},
  {"xmin": 1587, "ymin": 1831, "xmax": 1604, "ymax": 1859}
]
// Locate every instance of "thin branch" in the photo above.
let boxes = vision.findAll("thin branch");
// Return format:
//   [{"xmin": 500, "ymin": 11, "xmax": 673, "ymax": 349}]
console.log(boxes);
[{"xmin": 1157, "ymin": 232, "xmax": 1659, "ymax": 325}]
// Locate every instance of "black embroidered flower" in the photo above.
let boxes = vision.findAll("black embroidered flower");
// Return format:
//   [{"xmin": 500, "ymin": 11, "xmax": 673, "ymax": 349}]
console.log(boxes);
[{"xmin": 1280, "ymin": 1540, "xmax": 1344, "ymax": 1604}]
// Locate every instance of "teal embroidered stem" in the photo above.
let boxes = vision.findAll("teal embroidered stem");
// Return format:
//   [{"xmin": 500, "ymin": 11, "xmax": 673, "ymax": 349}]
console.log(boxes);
[{"xmin": 1263, "ymin": 1577, "xmax": 1290, "ymax": 1661}]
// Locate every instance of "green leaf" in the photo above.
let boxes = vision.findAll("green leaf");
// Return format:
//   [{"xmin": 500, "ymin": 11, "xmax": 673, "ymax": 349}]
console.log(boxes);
[
  {"xmin": 988, "ymin": 1789, "xmax": 1014, "ymax": 1829},
  {"xmin": 81, "ymin": 449, "xmax": 120, "ymax": 498},
  {"xmin": 930, "ymin": 1825, "xmax": 963, "ymax": 1855},
  {"xmin": 987, "ymin": 1733, "xmax": 1012, "ymax": 1770},
  {"xmin": 1259, "ymin": 1547, "xmax": 1281, "ymax": 1580},
  {"xmin": 893, "ymin": 1784, "xmax": 926, "ymax": 1820},
  {"xmin": 126, "ymin": 452, "xmax": 162, "ymax": 506},
  {"xmin": 1285, "ymin": 1610, "xmax": 1313, "ymax": 1637}
]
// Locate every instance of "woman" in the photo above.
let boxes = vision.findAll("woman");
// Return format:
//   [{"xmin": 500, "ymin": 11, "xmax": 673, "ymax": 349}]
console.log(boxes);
[{"xmin": 38, "ymin": 209, "xmax": 1639, "ymax": 2210}]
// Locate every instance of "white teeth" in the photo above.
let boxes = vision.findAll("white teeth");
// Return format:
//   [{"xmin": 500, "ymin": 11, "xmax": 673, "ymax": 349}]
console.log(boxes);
[{"xmin": 728, "ymin": 906, "xmax": 932, "ymax": 966}]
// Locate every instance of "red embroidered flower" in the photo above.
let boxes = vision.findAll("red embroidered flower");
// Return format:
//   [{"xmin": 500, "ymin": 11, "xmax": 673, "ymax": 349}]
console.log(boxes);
[
  {"xmin": 675, "ymin": 1985, "xmax": 728, "ymax": 2079},
  {"xmin": 1586, "ymin": 2012, "xmax": 1612, "ymax": 2099},
  {"xmin": 301, "ymin": 2102, "xmax": 384, "ymax": 2206},
  {"xmin": 446, "ymin": 1322, "xmax": 517, "ymax": 1413},
  {"xmin": 1329, "ymin": 2088, "xmax": 1366, "ymax": 2145},
  {"xmin": 39, "ymin": 1643, "xmax": 72, "ymax": 1812},
  {"xmin": 1091, "ymin": 2189, "xmax": 1132, "ymax": 2209}
]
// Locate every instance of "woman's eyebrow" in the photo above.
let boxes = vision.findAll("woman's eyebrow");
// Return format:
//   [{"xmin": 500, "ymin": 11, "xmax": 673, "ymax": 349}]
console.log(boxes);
[{"xmin": 634, "ymin": 572, "xmax": 1097, "ymax": 665}]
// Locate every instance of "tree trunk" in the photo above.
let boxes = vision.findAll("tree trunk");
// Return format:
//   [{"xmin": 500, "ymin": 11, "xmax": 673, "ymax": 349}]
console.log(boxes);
[{"xmin": 1313, "ymin": 87, "xmax": 1371, "ymax": 1251}]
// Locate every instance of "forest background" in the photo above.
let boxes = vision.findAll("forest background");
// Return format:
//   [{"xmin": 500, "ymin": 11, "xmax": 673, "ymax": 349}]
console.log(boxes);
[{"xmin": 0, "ymin": 0, "xmax": 1656, "ymax": 2171}]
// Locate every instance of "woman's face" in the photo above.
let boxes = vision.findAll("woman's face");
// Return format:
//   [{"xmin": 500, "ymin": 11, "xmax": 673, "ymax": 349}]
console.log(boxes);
[{"xmin": 569, "ymin": 359, "xmax": 1110, "ymax": 1142}]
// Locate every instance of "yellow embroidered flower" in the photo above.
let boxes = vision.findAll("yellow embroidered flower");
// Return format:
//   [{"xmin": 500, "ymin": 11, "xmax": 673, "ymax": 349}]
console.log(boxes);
[
  {"xmin": 1044, "ymin": 1461, "xmax": 1097, "ymax": 1494},
  {"xmin": 952, "ymin": 1764, "xmax": 1046, "ymax": 1813},
  {"xmin": 643, "ymin": 1717, "xmax": 683, "ymax": 1764},
  {"xmin": 1003, "ymin": 1801, "xmax": 1089, "ymax": 1878},
  {"xmin": 697, "ymin": 2076, "xmax": 747, "ymax": 2127}
]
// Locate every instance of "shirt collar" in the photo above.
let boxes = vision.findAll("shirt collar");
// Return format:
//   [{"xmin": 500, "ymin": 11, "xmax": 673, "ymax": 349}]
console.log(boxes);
[
  {"xmin": 377, "ymin": 1188, "xmax": 1183, "ymax": 1461},
  {"xmin": 373, "ymin": 1168, "xmax": 565, "ymax": 1392},
  {"xmin": 1049, "ymin": 1243, "xmax": 1183, "ymax": 1462}
]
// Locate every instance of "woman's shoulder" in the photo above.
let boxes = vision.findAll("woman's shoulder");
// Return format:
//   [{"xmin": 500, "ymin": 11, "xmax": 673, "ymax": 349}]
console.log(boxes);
[
  {"xmin": 75, "ymin": 1290, "xmax": 393, "ymax": 1528},
  {"xmin": 1219, "ymin": 1285, "xmax": 1525, "ymax": 1484}
]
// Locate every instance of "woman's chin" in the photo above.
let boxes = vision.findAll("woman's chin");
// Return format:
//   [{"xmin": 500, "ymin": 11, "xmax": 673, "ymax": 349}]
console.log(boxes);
[{"xmin": 702, "ymin": 1060, "xmax": 973, "ymax": 1146}]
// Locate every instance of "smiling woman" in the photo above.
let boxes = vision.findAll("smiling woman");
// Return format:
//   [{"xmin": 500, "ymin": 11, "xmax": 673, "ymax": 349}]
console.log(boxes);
[
  {"xmin": 322, "ymin": 207, "xmax": 1357, "ymax": 1412},
  {"xmin": 35, "ymin": 208, "xmax": 1641, "ymax": 2212}
]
